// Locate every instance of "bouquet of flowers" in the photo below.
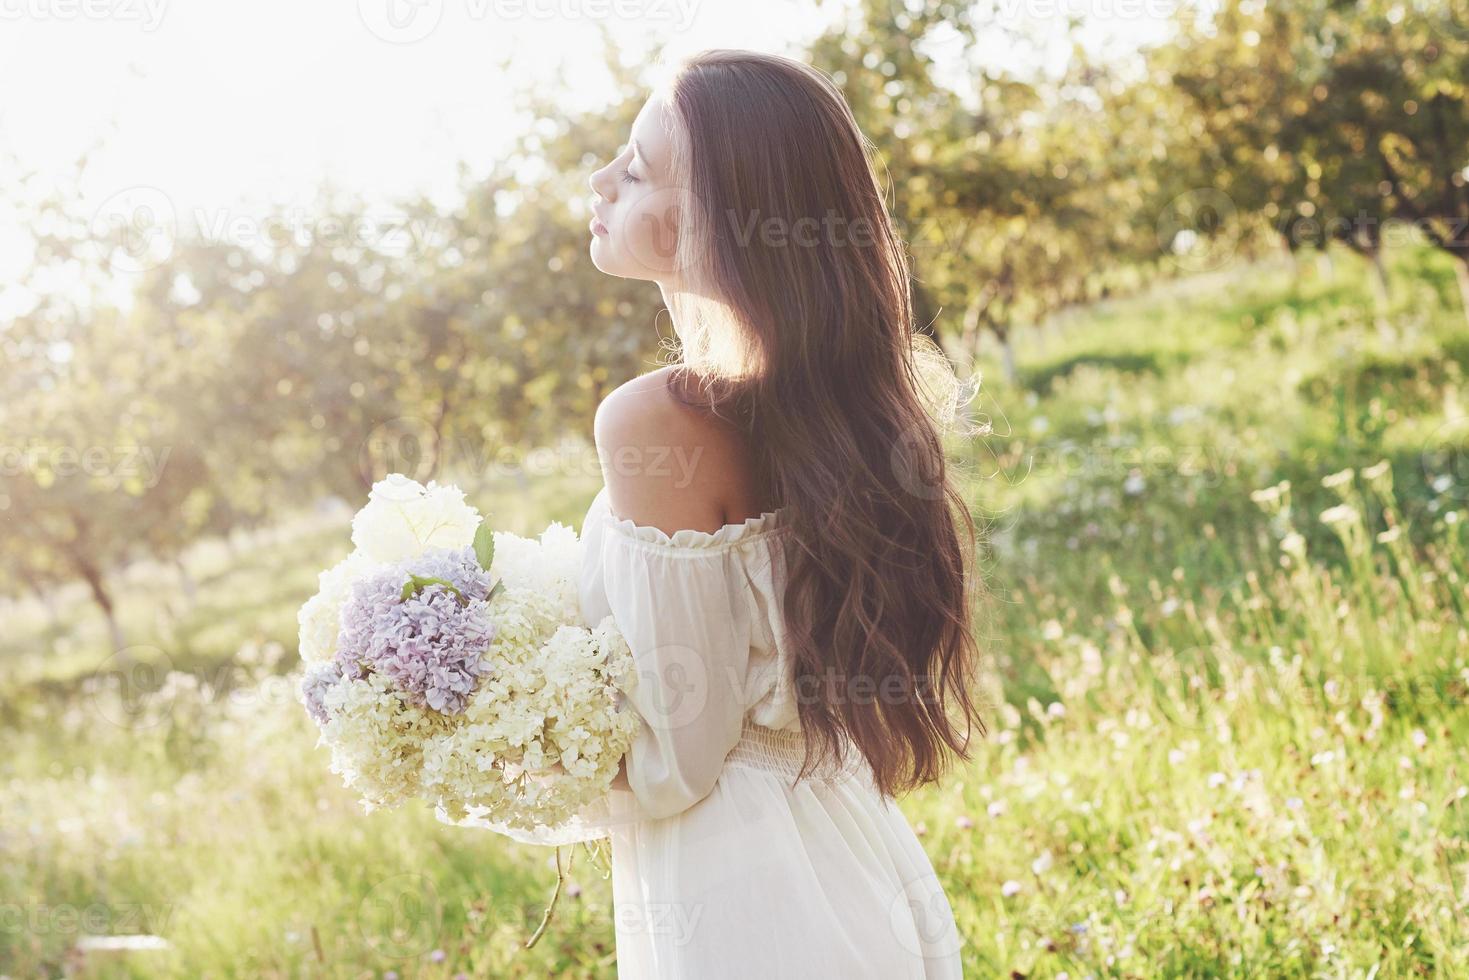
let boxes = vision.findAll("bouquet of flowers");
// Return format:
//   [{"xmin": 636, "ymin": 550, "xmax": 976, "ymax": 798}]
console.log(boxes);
[{"xmin": 296, "ymin": 474, "xmax": 640, "ymax": 837}]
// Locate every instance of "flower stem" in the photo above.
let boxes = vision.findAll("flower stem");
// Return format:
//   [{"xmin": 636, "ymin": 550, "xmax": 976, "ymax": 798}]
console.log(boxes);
[{"xmin": 524, "ymin": 844, "xmax": 574, "ymax": 949}]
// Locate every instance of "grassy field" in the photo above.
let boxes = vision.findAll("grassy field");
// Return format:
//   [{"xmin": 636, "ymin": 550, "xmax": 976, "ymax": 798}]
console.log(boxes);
[{"xmin": 3, "ymin": 244, "xmax": 1467, "ymax": 978}]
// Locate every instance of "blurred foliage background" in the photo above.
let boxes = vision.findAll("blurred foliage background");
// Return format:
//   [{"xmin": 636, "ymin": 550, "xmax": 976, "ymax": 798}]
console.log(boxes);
[{"xmin": 3, "ymin": 0, "xmax": 1469, "ymax": 977}]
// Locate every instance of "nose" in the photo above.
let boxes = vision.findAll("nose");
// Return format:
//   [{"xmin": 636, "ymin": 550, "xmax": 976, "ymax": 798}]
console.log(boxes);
[{"xmin": 588, "ymin": 162, "xmax": 613, "ymax": 202}]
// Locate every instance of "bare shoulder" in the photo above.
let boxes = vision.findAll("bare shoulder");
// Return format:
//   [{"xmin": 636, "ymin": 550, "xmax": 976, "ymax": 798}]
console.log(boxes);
[{"xmin": 593, "ymin": 365, "xmax": 760, "ymax": 536}]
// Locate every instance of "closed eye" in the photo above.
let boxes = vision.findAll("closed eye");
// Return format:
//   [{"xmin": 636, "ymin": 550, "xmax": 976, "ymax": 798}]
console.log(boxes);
[{"xmin": 619, "ymin": 168, "xmax": 639, "ymax": 184}]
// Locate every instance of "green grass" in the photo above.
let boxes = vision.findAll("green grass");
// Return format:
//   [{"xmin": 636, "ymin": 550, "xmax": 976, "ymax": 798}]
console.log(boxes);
[{"xmin": 3, "ymin": 243, "xmax": 1467, "ymax": 978}]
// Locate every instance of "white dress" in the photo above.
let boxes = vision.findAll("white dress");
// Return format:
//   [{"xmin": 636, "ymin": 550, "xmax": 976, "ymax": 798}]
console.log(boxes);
[{"xmin": 443, "ymin": 485, "xmax": 965, "ymax": 977}]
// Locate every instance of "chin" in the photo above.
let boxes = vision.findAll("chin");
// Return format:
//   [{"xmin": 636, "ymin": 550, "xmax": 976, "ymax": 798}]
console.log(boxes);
[
  {"xmin": 589, "ymin": 239, "xmax": 639, "ymax": 280},
  {"xmin": 589, "ymin": 237, "xmax": 615, "ymax": 275}
]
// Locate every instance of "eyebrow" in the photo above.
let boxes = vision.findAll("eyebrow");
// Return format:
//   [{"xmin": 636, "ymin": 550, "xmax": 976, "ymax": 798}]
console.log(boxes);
[{"xmin": 631, "ymin": 138, "xmax": 654, "ymax": 171}]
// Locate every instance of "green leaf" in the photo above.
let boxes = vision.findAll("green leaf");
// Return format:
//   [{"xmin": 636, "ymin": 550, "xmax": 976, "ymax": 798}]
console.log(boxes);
[
  {"xmin": 487, "ymin": 578, "xmax": 505, "ymax": 603},
  {"xmin": 473, "ymin": 523, "xmax": 495, "ymax": 572},
  {"xmin": 400, "ymin": 574, "xmax": 467, "ymax": 605}
]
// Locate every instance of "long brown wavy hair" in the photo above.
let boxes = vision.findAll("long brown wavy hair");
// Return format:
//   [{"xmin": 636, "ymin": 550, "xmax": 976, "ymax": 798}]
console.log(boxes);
[{"xmin": 653, "ymin": 49, "xmax": 987, "ymax": 799}]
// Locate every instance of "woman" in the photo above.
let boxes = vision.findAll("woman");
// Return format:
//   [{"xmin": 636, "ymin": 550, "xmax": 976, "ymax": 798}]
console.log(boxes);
[{"xmin": 580, "ymin": 48, "xmax": 984, "ymax": 977}]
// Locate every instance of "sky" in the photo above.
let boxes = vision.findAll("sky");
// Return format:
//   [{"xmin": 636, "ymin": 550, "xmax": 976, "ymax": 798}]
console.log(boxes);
[{"xmin": 0, "ymin": 0, "xmax": 1187, "ymax": 302}]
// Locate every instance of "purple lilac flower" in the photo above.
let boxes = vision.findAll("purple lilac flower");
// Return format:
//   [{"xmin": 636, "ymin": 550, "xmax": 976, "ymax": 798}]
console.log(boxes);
[
  {"xmin": 299, "ymin": 661, "xmax": 343, "ymax": 726},
  {"xmin": 336, "ymin": 546, "xmax": 498, "ymax": 714}
]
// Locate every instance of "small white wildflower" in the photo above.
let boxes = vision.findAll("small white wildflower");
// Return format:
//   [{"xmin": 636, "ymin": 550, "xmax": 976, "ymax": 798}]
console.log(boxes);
[
  {"xmin": 1319, "ymin": 504, "xmax": 1359, "ymax": 527},
  {"xmin": 1249, "ymin": 480, "xmax": 1289, "ymax": 505}
]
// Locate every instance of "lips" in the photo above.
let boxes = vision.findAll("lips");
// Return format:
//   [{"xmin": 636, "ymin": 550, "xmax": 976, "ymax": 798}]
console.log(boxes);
[{"xmin": 590, "ymin": 210, "xmax": 609, "ymax": 236}]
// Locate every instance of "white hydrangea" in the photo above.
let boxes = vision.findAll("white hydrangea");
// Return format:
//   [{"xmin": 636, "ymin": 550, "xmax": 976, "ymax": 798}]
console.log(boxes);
[
  {"xmin": 316, "ymin": 670, "xmax": 455, "ymax": 812},
  {"xmin": 297, "ymin": 550, "xmax": 382, "ymax": 664},
  {"xmin": 350, "ymin": 473, "xmax": 482, "ymax": 564},
  {"xmin": 423, "ymin": 587, "xmax": 637, "ymax": 831},
  {"xmin": 490, "ymin": 521, "xmax": 583, "ymax": 624}
]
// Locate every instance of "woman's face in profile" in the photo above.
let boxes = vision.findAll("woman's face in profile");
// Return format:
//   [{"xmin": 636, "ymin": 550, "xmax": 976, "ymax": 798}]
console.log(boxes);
[{"xmin": 587, "ymin": 92, "xmax": 691, "ymax": 284}]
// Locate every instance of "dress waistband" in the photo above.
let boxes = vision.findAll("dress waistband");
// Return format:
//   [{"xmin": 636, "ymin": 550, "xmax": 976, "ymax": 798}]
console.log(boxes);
[{"xmin": 724, "ymin": 717, "xmax": 868, "ymax": 783}]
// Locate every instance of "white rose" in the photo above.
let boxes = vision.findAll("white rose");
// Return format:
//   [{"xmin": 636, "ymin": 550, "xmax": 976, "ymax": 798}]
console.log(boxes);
[{"xmin": 350, "ymin": 474, "xmax": 482, "ymax": 563}]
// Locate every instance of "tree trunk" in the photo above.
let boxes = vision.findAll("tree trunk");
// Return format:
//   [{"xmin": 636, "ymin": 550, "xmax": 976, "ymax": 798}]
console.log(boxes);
[
  {"xmin": 1279, "ymin": 235, "xmax": 1299, "ymax": 282},
  {"xmin": 1370, "ymin": 247, "xmax": 1391, "ymax": 302},
  {"xmin": 1316, "ymin": 247, "xmax": 1334, "ymax": 282},
  {"xmin": 1368, "ymin": 246, "xmax": 1392, "ymax": 341},
  {"xmin": 76, "ymin": 560, "xmax": 125, "ymax": 652},
  {"xmin": 1455, "ymin": 257, "xmax": 1469, "ymax": 333},
  {"xmin": 994, "ymin": 323, "xmax": 1018, "ymax": 387},
  {"xmin": 960, "ymin": 298, "xmax": 982, "ymax": 370},
  {"xmin": 48, "ymin": 516, "xmax": 126, "ymax": 651}
]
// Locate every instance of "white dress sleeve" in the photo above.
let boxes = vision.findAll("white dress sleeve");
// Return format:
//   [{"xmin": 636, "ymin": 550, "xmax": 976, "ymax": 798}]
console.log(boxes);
[
  {"xmin": 436, "ymin": 496, "xmax": 771, "ymax": 841},
  {"xmin": 595, "ymin": 512, "xmax": 759, "ymax": 821}
]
